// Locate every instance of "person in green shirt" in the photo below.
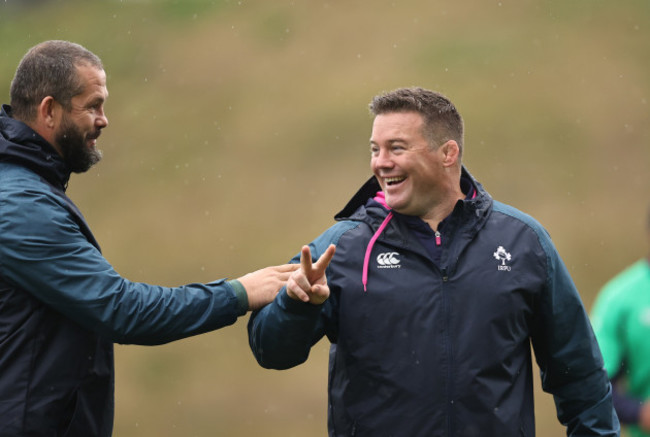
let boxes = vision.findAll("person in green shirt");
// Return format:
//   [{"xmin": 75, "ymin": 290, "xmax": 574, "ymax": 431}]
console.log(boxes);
[{"xmin": 592, "ymin": 205, "xmax": 650, "ymax": 437}]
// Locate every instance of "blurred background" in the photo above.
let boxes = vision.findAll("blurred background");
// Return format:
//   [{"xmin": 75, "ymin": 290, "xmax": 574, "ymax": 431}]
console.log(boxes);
[{"xmin": 1, "ymin": 0, "xmax": 648, "ymax": 435}]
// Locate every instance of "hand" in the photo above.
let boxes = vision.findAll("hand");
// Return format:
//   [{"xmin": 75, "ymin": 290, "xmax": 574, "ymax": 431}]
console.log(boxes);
[
  {"xmin": 640, "ymin": 400, "xmax": 650, "ymax": 432},
  {"xmin": 286, "ymin": 244, "xmax": 336, "ymax": 305},
  {"xmin": 237, "ymin": 264, "xmax": 300, "ymax": 311}
]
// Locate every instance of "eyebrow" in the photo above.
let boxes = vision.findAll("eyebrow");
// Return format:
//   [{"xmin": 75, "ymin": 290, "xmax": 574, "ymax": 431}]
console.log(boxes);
[
  {"xmin": 86, "ymin": 94, "xmax": 106, "ymax": 106},
  {"xmin": 369, "ymin": 138, "xmax": 408, "ymax": 146}
]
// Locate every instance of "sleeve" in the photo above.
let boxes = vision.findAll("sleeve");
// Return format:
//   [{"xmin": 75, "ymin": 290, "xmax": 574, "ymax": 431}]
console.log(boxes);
[
  {"xmin": 248, "ymin": 289, "xmax": 329, "ymax": 369},
  {"xmin": 248, "ymin": 224, "xmax": 347, "ymax": 370},
  {"xmin": 529, "ymin": 234, "xmax": 620, "ymax": 436},
  {"xmin": 0, "ymin": 182, "xmax": 244, "ymax": 345}
]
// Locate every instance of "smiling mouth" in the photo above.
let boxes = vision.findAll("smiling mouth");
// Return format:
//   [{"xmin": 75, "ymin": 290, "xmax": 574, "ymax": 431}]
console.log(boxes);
[
  {"xmin": 385, "ymin": 176, "xmax": 406, "ymax": 186},
  {"xmin": 87, "ymin": 132, "xmax": 101, "ymax": 145}
]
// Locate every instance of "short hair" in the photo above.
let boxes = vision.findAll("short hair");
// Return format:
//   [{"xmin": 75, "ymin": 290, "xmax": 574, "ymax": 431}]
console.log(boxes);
[
  {"xmin": 10, "ymin": 40, "xmax": 103, "ymax": 122},
  {"xmin": 369, "ymin": 87, "xmax": 464, "ymax": 158}
]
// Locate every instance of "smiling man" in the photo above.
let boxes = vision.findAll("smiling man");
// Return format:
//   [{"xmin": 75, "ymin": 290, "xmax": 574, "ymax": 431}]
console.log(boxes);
[
  {"xmin": 0, "ymin": 40, "xmax": 299, "ymax": 436},
  {"xmin": 248, "ymin": 87, "xmax": 620, "ymax": 436}
]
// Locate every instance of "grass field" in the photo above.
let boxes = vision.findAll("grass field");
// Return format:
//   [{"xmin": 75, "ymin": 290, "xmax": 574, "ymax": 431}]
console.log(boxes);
[{"xmin": 1, "ymin": 1, "xmax": 648, "ymax": 435}]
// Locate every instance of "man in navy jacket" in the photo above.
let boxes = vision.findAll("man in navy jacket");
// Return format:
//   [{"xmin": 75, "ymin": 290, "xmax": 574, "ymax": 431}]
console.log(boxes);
[
  {"xmin": 248, "ymin": 87, "xmax": 620, "ymax": 436},
  {"xmin": 0, "ymin": 40, "xmax": 297, "ymax": 436}
]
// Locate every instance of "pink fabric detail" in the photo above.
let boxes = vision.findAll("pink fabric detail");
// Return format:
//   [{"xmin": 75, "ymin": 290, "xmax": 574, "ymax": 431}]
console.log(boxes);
[
  {"xmin": 373, "ymin": 191, "xmax": 389, "ymax": 209},
  {"xmin": 362, "ymin": 211, "xmax": 393, "ymax": 292}
]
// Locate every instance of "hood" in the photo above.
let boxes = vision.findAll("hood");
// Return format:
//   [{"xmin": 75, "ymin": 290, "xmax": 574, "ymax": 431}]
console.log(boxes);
[
  {"xmin": 335, "ymin": 166, "xmax": 491, "ymax": 222},
  {"xmin": 0, "ymin": 104, "xmax": 70, "ymax": 190}
]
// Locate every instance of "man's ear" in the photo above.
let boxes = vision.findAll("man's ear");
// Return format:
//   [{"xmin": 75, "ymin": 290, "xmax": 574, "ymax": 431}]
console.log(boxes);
[
  {"xmin": 37, "ymin": 96, "xmax": 59, "ymax": 129},
  {"xmin": 31, "ymin": 96, "xmax": 63, "ymax": 154},
  {"xmin": 440, "ymin": 140, "xmax": 460, "ymax": 168}
]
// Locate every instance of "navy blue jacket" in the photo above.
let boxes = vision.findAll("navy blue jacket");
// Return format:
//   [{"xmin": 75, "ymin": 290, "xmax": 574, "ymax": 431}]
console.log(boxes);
[
  {"xmin": 249, "ymin": 172, "xmax": 619, "ymax": 436},
  {"xmin": 0, "ymin": 105, "xmax": 247, "ymax": 436}
]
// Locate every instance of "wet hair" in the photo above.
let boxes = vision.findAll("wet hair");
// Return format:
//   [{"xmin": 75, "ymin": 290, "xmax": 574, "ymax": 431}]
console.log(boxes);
[
  {"xmin": 369, "ymin": 87, "xmax": 464, "ymax": 158},
  {"xmin": 10, "ymin": 40, "xmax": 103, "ymax": 122}
]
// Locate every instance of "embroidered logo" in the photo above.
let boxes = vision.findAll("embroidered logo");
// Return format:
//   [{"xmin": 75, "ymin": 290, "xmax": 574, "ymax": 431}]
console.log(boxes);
[
  {"xmin": 493, "ymin": 246, "xmax": 512, "ymax": 271},
  {"xmin": 376, "ymin": 252, "xmax": 401, "ymax": 269}
]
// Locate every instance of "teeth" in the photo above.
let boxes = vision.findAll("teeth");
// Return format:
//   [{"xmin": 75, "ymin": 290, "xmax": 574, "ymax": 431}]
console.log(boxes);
[{"xmin": 385, "ymin": 177, "xmax": 405, "ymax": 184}]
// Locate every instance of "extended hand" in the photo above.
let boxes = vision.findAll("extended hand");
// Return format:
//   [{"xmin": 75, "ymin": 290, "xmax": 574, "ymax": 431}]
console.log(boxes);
[
  {"xmin": 286, "ymin": 244, "xmax": 336, "ymax": 305},
  {"xmin": 238, "ymin": 263, "xmax": 300, "ymax": 311}
]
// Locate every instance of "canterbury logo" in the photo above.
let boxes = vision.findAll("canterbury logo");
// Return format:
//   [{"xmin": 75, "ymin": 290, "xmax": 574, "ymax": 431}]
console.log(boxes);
[{"xmin": 376, "ymin": 252, "xmax": 401, "ymax": 269}]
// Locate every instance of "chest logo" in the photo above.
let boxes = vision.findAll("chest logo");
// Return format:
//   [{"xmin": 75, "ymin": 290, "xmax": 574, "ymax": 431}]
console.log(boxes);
[
  {"xmin": 377, "ymin": 252, "xmax": 401, "ymax": 269},
  {"xmin": 493, "ymin": 246, "xmax": 512, "ymax": 271}
]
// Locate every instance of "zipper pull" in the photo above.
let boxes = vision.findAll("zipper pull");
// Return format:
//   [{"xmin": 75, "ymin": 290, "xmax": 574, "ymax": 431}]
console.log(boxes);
[{"xmin": 435, "ymin": 231, "xmax": 442, "ymax": 246}]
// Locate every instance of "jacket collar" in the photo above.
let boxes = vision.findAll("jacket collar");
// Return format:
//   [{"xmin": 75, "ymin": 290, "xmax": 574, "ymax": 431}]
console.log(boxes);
[{"xmin": 0, "ymin": 104, "xmax": 70, "ymax": 190}]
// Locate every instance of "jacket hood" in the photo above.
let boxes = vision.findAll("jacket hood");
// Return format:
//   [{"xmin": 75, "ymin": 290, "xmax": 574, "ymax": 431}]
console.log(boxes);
[
  {"xmin": 0, "ymin": 104, "xmax": 70, "ymax": 190},
  {"xmin": 334, "ymin": 166, "xmax": 492, "ymax": 222}
]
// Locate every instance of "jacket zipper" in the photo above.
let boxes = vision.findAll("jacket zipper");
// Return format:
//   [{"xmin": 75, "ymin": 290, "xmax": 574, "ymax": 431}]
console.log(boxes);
[{"xmin": 442, "ymin": 266, "xmax": 453, "ymax": 435}]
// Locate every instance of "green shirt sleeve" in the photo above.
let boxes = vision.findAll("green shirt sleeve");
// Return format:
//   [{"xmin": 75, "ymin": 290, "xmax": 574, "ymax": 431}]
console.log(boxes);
[{"xmin": 228, "ymin": 279, "xmax": 248, "ymax": 316}]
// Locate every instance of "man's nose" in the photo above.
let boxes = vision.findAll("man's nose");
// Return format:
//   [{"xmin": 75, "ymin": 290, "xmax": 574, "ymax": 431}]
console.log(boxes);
[{"xmin": 97, "ymin": 112, "xmax": 108, "ymax": 129}]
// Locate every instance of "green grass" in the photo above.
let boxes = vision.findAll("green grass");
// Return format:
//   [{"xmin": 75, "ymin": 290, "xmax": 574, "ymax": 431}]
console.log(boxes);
[{"xmin": 1, "ymin": 0, "xmax": 649, "ymax": 435}]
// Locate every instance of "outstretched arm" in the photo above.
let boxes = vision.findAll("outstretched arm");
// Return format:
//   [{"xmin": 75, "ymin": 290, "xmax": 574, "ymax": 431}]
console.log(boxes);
[{"xmin": 237, "ymin": 263, "xmax": 300, "ymax": 311}]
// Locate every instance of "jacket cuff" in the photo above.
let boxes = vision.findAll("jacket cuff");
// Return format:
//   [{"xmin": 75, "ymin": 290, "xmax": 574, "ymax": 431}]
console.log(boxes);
[
  {"xmin": 277, "ymin": 289, "xmax": 324, "ymax": 315},
  {"xmin": 227, "ymin": 279, "xmax": 248, "ymax": 316}
]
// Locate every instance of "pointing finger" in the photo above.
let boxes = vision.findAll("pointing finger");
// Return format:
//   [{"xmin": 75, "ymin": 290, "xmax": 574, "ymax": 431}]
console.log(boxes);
[{"xmin": 274, "ymin": 263, "xmax": 301, "ymax": 273}]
